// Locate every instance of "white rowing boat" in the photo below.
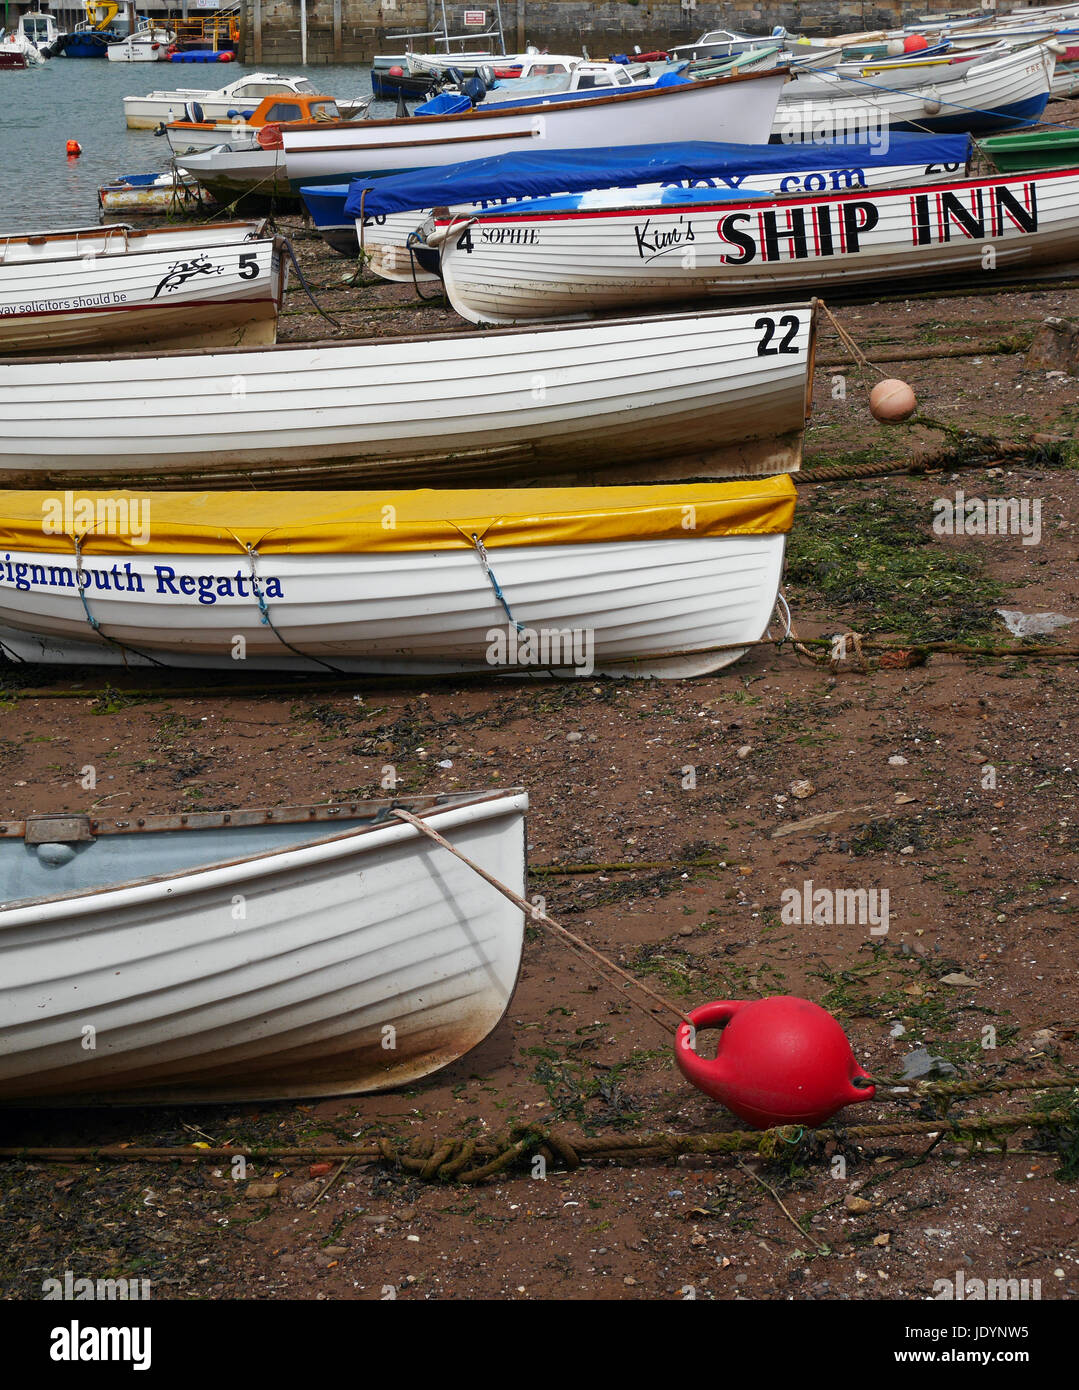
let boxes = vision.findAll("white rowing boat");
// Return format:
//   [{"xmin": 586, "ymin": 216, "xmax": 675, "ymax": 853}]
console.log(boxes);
[
  {"xmin": 0, "ymin": 221, "xmax": 286, "ymax": 353},
  {"xmin": 360, "ymin": 154, "xmax": 969, "ymax": 285},
  {"xmin": 281, "ymin": 67, "xmax": 790, "ymax": 190},
  {"xmin": 433, "ymin": 167, "xmax": 1079, "ymax": 324},
  {"xmin": 0, "ymin": 792, "xmax": 527, "ymax": 1104},
  {"xmin": 123, "ymin": 71, "xmax": 368, "ymax": 129},
  {"xmin": 772, "ymin": 42, "xmax": 1053, "ymax": 140},
  {"xmin": 0, "ymin": 478, "xmax": 795, "ymax": 677},
  {"xmin": 0, "ymin": 303, "xmax": 818, "ymax": 487},
  {"xmin": 177, "ymin": 144, "xmax": 293, "ymax": 202}
]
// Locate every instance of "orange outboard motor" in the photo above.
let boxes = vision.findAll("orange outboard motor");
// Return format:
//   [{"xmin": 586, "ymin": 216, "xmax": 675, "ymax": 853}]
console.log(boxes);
[{"xmin": 675, "ymin": 995, "xmax": 875, "ymax": 1129}]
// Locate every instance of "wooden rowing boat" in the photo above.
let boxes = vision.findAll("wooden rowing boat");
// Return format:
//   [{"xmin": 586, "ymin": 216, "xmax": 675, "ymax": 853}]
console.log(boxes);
[
  {"xmin": 0, "ymin": 304, "xmax": 818, "ymax": 486},
  {"xmin": 0, "ymin": 221, "xmax": 286, "ymax": 352},
  {"xmin": 433, "ymin": 167, "xmax": 1079, "ymax": 324},
  {"xmin": 0, "ymin": 478, "xmax": 796, "ymax": 677},
  {"xmin": 0, "ymin": 792, "xmax": 527, "ymax": 1104}
]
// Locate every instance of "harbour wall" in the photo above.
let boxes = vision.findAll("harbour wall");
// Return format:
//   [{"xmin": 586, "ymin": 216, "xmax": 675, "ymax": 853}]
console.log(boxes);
[{"xmin": 236, "ymin": 1, "xmax": 1031, "ymax": 66}]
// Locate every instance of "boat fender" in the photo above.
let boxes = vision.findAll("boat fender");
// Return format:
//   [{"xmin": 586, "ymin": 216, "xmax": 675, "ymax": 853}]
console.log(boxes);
[
  {"xmin": 870, "ymin": 378, "xmax": 917, "ymax": 422},
  {"xmin": 35, "ymin": 842, "xmax": 78, "ymax": 867},
  {"xmin": 388, "ymin": 63, "xmax": 404, "ymax": 76},
  {"xmin": 257, "ymin": 122, "xmax": 284, "ymax": 149},
  {"xmin": 1048, "ymin": 39, "xmax": 1067, "ymax": 54},
  {"xmin": 922, "ymin": 87, "xmax": 942, "ymax": 116}
]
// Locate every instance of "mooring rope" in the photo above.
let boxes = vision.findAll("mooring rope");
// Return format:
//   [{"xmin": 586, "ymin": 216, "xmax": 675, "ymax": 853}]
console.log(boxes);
[
  {"xmin": 242, "ymin": 542, "xmax": 345, "ymax": 675},
  {"xmin": 71, "ymin": 535, "xmax": 169, "ymax": 669},
  {"xmin": 1, "ymin": 1105, "xmax": 1071, "ymax": 1183},
  {"xmin": 470, "ymin": 532, "xmax": 525, "ymax": 634},
  {"xmin": 393, "ymin": 806, "xmax": 695, "ymax": 1033}
]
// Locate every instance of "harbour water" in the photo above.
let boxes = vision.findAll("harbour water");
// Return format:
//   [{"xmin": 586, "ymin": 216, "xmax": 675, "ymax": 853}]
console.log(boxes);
[{"xmin": 0, "ymin": 57, "xmax": 384, "ymax": 234}]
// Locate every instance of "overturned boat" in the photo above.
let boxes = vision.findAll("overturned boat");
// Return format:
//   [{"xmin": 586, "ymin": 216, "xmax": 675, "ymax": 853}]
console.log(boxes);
[
  {"xmin": 0, "ymin": 303, "xmax": 817, "ymax": 486},
  {"xmin": 0, "ymin": 220, "xmax": 286, "ymax": 353},
  {"xmin": 0, "ymin": 477, "xmax": 795, "ymax": 677},
  {"xmin": 0, "ymin": 791, "xmax": 527, "ymax": 1104}
]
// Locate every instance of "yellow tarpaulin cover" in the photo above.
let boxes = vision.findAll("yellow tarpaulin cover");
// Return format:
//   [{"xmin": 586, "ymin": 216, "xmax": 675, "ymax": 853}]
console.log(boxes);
[{"xmin": 0, "ymin": 478, "xmax": 795, "ymax": 557}]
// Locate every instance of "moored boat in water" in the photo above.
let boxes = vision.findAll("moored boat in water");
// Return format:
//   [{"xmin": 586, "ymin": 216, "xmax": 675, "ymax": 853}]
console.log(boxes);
[{"xmin": 0, "ymin": 791, "xmax": 528, "ymax": 1104}]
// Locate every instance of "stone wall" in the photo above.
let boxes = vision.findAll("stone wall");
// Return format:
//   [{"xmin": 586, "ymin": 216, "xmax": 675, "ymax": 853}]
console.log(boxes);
[{"xmin": 238, "ymin": 1, "xmax": 1024, "ymax": 65}]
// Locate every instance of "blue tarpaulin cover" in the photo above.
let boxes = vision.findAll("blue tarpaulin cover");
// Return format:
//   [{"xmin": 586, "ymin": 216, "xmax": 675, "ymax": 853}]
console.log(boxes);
[{"xmin": 342, "ymin": 133, "xmax": 973, "ymax": 219}]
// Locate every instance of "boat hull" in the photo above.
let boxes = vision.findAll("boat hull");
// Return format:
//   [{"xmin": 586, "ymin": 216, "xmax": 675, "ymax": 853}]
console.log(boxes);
[
  {"xmin": 0, "ymin": 794, "xmax": 527, "ymax": 1104},
  {"xmin": 0, "ymin": 235, "xmax": 285, "ymax": 354},
  {"xmin": 359, "ymin": 157, "xmax": 969, "ymax": 285},
  {"xmin": 0, "ymin": 304, "xmax": 816, "ymax": 486},
  {"xmin": 0, "ymin": 531, "xmax": 788, "ymax": 677},
  {"xmin": 772, "ymin": 45, "xmax": 1053, "ymax": 139},
  {"xmin": 178, "ymin": 147, "xmax": 295, "ymax": 201},
  {"xmin": 435, "ymin": 169, "xmax": 1079, "ymax": 324},
  {"xmin": 282, "ymin": 69, "xmax": 790, "ymax": 189}
]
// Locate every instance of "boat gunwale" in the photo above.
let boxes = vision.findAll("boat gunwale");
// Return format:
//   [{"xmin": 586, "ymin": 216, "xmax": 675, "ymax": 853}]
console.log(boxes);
[
  {"xmin": 432, "ymin": 163, "xmax": 1078, "ymax": 225},
  {"xmin": 0, "ymin": 219, "xmax": 265, "ymax": 251},
  {"xmin": 0, "ymin": 299, "xmax": 819, "ymax": 368},
  {"xmin": 0, "ymin": 789, "xmax": 527, "ymax": 914}
]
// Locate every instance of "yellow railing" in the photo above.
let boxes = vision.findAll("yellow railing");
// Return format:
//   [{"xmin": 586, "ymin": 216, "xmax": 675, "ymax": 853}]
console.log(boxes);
[{"xmin": 170, "ymin": 16, "xmax": 241, "ymax": 46}]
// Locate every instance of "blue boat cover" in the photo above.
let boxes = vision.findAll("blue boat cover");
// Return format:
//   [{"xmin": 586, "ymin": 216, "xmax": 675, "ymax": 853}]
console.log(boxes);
[{"xmin": 343, "ymin": 133, "xmax": 973, "ymax": 219}]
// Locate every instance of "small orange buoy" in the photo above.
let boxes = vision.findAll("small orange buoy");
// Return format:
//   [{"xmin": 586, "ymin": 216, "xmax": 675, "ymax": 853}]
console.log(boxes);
[
  {"xmin": 66, "ymin": 140, "xmax": 82, "ymax": 157},
  {"xmin": 870, "ymin": 377, "xmax": 917, "ymax": 422},
  {"xmin": 903, "ymin": 33, "xmax": 929, "ymax": 52}
]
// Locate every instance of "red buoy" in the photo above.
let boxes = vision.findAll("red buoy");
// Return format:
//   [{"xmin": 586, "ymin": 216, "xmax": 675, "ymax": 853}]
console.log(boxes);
[
  {"xmin": 903, "ymin": 33, "xmax": 929, "ymax": 52},
  {"xmin": 66, "ymin": 140, "xmax": 82, "ymax": 157},
  {"xmin": 674, "ymin": 996, "xmax": 875, "ymax": 1128},
  {"xmin": 388, "ymin": 64, "xmax": 404, "ymax": 77}
]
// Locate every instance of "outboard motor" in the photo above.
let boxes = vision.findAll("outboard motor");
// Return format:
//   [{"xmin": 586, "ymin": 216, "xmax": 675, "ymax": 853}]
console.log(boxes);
[
  {"xmin": 461, "ymin": 74, "xmax": 488, "ymax": 106},
  {"xmin": 184, "ymin": 101, "xmax": 204, "ymax": 123},
  {"xmin": 477, "ymin": 64, "xmax": 495, "ymax": 86},
  {"xmin": 444, "ymin": 66, "xmax": 465, "ymax": 86}
]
